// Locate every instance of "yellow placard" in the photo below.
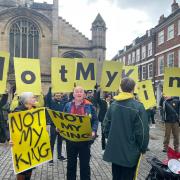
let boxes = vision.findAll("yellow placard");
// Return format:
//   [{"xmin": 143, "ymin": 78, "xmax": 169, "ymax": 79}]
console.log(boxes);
[
  {"xmin": 100, "ymin": 61, "xmax": 123, "ymax": 92},
  {"xmin": 14, "ymin": 58, "xmax": 42, "ymax": 95},
  {"xmin": 0, "ymin": 51, "xmax": 10, "ymax": 94},
  {"xmin": 163, "ymin": 67, "xmax": 180, "ymax": 96},
  {"xmin": 75, "ymin": 58, "xmax": 97, "ymax": 90},
  {"xmin": 51, "ymin": 58, "xmax": 76, "ymax": 92},
  {"xmin": 9, "ymin": 108, "xmax": 52, "ymax": 174},
  {"xmin": 47, "ymin": 109, "xmax": 92, "ymax": 142},
  {"xmin": 122, "ymin": 66, "xmax": 139, "ymax": 93},
  {"xmin": 138, "ymin": 80, "xmax": 156, "ymax": 109}
]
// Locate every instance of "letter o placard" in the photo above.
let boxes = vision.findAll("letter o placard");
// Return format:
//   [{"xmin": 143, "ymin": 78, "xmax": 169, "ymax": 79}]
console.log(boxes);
[{"xmin": 21, "ymin": 71, "xmax": 36, "ymax": 84}]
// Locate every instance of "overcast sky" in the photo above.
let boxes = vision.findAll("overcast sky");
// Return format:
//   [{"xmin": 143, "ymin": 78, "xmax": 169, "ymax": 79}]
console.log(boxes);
[{"xmin": 34, "ymin": 0, "xmax": 179, "ymax": 59}]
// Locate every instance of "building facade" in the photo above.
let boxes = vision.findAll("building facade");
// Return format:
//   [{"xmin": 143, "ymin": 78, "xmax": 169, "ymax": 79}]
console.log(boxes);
[
  {"xmin": 0, "ymin": 0, "xmax": 106, "ymax": 93},
  {"xmin": 112, "ymin": 0, "xmax": 180, "ymax": 104}
]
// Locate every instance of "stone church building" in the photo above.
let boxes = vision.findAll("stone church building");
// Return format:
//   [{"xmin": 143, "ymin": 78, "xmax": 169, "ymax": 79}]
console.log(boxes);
[{"xmin": 0, "ymin": 0, "xmax": 106, "ymax": 93}]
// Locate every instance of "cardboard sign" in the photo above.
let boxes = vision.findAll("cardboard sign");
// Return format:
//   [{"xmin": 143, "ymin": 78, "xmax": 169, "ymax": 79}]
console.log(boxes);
[
  {"xmin": 0, "ymin": 51, "xmax": 10, "ymax": 94},
  {"xmin": 100, "ymin": 61, "xmax": 123, "ymax": 92},
  {"xmin": 47, "ymin": 109, "xmax": 92, "ymax": 142},
  {"xmin": 75, "ymin": 58, "xmax": 97, "ymax": 90},
  {"xmin": 122, "ymin": 66, "xmax": 139, "ymax": 82},
  {"xmin": 51, "ymin": 58, "xmax": 76, "ymax": 92},
  {"xmin": 163, "ymin": 67, "xmax": 180, "ymax": 96},
  {"xmin": 9, "ymin": 108, "xmax": 52, "ymax": 174},
  {"xmin": 138, "ymin": 80, "xmax": 156, "ymax": 109},
  {"xmin": 14, "ymin": 58, "xmax": 42, "ymax": 95}
]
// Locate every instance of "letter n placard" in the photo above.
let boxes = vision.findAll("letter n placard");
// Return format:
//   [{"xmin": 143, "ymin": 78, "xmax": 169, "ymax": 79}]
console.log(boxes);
[
  {"xmin": 14, "ymin": 58, "xmax": 42, "ymax": 95},
  {"xmin": 163, "ymin": 67, "xmax": 180, "ymax": 96}
]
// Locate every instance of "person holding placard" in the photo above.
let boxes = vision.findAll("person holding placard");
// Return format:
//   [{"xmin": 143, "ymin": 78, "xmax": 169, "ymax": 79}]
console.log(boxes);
[
  {"xmin": 159, "ymin": 96, "xmax": 180, "ymax": 153},
  {"xmin": 9, "ymin": 92, "xmax": 36, "ymax": 180},
  {"xmin": 103, "ymin": 78, "xmax": 149, "ymax": 180},
  {"xmin": 45, "ymin": 87, "xmax": 67, "ymax": 164},
  {"xmin": 64, "ymin": 86, "xmax": 98, "ymax": 180}
]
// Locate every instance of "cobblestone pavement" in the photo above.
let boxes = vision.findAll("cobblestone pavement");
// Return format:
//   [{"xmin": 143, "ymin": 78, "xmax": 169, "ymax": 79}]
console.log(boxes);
[{"xmin": 0, "ymin": 120, "xmax": 176, "ymax": 180}]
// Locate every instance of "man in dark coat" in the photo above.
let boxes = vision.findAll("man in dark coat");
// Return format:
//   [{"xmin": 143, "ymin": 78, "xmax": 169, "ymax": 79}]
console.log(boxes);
[
  {"xmin": 0, "ymin": 92, "xmax": 8, "ymax": 143},
  {"xmin": 159, "ymin": 96, "xmax": 180, "ymax": 152},
  {"xmin": 103, "ymin": 78, "xmax": 149, "ymax": 180},
  {"xmin": 45, "ymin": 87, "xmax": 67, "ymax": 164}
]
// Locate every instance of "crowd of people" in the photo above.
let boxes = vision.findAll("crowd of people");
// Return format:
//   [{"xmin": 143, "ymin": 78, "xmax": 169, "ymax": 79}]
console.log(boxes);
[{"xmin": 0, "ymin": 77, "xmax": 179, "ymax": 180}]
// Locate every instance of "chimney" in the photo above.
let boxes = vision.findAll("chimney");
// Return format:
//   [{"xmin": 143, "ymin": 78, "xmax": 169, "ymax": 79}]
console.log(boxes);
[
  {"xmin": 158, "ymin": 14, "xmax": 165, "ymax": 24},
  {"xmin": 171, "ymin": 0, "xmax": 179, "ymax": 13}
]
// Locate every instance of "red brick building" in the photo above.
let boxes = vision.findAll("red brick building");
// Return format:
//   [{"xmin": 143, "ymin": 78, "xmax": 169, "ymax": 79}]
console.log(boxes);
[{"xmin": 112, "ymin": 0, "xmax": 180, "ymax": 104}]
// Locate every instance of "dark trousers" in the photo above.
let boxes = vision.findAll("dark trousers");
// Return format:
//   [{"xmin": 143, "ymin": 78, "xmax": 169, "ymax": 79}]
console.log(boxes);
[
  {"xmin": 112, "ymin": 163, "xmax": 136, "ymax": 180},
  {"xmin": 66, "ymin": 141, "xmax": 91, "ymax": 180},
  {"xmin": 101, "ymin": 123, "xmax": 106, "ymax": 150},
  {"xmin": 50, "ymin": 125, "xmax": 63, "ymax": 157},
  {"xmin": 163, "ymin": 122, "xmax": 179, "ymax": 152},
  {"xmin": 0, "ymin": 120, "xmax": 9, "ymax": 143}
]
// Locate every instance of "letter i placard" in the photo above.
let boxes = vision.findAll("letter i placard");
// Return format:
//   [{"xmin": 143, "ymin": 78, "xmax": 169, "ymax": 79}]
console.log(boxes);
[{"xmin": 163, "ymin": 67, "xmax": 180, "ymax": 96}]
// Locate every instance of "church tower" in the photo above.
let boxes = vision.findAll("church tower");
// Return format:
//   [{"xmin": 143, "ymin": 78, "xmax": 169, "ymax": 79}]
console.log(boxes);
[
  {"xmin": 91, "ymin": 13, "xmax": 106, "ymax": 83},
  {"xmin": 52, "ymin": 0, "xmax": 59, "ymax": 57}
]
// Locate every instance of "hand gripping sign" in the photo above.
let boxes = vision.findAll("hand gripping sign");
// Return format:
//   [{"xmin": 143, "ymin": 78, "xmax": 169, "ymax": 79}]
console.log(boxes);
[{"xmin": 9, "ymin": 108, "xmax": 52, "ymax": 174}]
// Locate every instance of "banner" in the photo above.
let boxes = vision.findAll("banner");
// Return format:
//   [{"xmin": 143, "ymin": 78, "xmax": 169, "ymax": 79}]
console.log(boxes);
[
  {"xmin": 122, "ymin": 66, "xmax": 139, "ymax": 93},
  {"xmin": 75, "ymin": 58, "xmax": 97, "ymax": 90},
  {"xmin": 100, "ymin": 61, "xmax": 123, "ymax": 92},
  {"xmin": 51, "ymin": 58, "xmax": 76, "ymax": 92},
  {"xmin": 138, "ymin": 80, "xmax": 156, "ymax": 109},
  {"xmin": 47, "ymin": 109, "xmax": 92, "ymax": 142},
  {"xmin": 163, "ymin": 67, "xmax": 180, "ymax": 96},
  {"xmin": 0, "ymin": 51, "xmax": 10, "ymax": 94},
  {"xmin": 14, "ymin": 58, "xmax": 42, "ymax": 95},
  {"xmin": 9, "ymin": 108, "xmax": 52, "ymax": 174}
]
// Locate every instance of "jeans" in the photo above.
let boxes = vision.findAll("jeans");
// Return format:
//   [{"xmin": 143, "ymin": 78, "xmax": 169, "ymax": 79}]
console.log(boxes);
[
  {"xmin": 66, "ymin": 141, "xmax": 91, "ymax": 180},
  {"xmin": 50, "ymin": 125, "xmax": 63, "ymax": 157}
]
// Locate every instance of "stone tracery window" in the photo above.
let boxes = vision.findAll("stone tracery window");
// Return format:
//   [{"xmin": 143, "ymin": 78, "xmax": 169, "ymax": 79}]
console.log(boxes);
[{"xmin": 9, "ymin": 19, "xmax": 39, "ymax": 58}]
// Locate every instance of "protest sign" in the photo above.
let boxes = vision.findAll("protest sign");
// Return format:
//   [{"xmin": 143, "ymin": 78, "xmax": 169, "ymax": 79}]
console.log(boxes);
[
  {"xmin": 0, "ymin": 51, "xmax": 9, "ymax": 94},
  {"xmin": 100, "ymin": 61, "xmax": 123, "ymax": 92},
  {"xmin": 47, "ymin": 109, "xmax": 92, "ymax": 142},
  {"xmin": 75, "ymin": 58, "xmax": 97, "ymax": 90},
  {"xmin": 163, "ymin": 67, "xmax": 180, "ymax": 96},
  {"xmin": 9, "ymin": 108, "xmax": 52, "ymax": 174},
  {"xmin": 51, "ymin": 58, "xmax": 76, "ymax": 92},
  {"xmin": 14, "ymin": 58, "xmax": 42, "ymax": 95},
  {"xmin": 138, "ymin": 80, "xmax": 156, "ymax": 109}
]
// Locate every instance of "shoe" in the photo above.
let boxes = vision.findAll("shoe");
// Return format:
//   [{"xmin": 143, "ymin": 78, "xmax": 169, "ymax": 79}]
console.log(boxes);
[
  {"xmin": 146, "ymin": 148, "xmax": 150, "ymax": 151},
  {"xmin": 101, "ymin": 150, "xmax": 105, "ymax": 155},
  {"xmin": 58, "ymin": 156, "xmax": 66, "ymax": 161},
  {"xmin": 151, "ymin": 124, "xmax": 156, "ymax": 128},
  {"xmin": 49, "ymin": 160, "xmax": 54, "ymax": 166}
]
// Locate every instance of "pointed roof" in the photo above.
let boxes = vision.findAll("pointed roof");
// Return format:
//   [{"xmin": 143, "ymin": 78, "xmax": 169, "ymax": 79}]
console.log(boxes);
[{"xmin": 92, "ymin": 13, "xmax": 106, "ymax": 27}]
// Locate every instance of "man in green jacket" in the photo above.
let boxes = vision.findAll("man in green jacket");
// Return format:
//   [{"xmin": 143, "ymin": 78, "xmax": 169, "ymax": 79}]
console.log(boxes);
[{"xmin": 103, "ymin": 77, "xmax": 149, "ymax": 180}]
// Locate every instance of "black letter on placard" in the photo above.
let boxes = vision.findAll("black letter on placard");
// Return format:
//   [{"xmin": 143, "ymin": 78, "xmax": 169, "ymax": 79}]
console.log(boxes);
[
  {"xmin": 142, "ymin": 85, "xmax": 148, "ymax": 100},
  {"xmin": 59, "ymin": 65, "xmax": 68, "ymax": 82},
  {"xmin": 106, "ymin": 71, "xmax": 118, "ymax": 87},
  {"xmin": 122, "ymin": 69, "xmax": 134, "ymax": 78},
  {"xmin": 169, "ymin": 77, "xmax": 180, "ymax": 88},
  {"xmin": 76, "ymin": 63, "xmax": 95, "ymax": 80},
  {"xmin": 21, "ymin": 71, "xmax": 36, "ymax": 84},
  {"xmin": 0, "ymin": 57, "xmax": 5, "ymax": 80}
]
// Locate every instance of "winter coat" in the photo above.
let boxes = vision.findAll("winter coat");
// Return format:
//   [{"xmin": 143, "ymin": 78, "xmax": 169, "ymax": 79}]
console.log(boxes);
[{"xmin": 103, "ymin": 92, "xmax": 149, "ymax": 167}]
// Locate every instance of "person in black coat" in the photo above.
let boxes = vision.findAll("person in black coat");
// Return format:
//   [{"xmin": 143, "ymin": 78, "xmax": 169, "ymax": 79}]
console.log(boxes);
[
  {"xmin": 97, "ymin": 91, "xmax": 113, "ymax": 150},
  {"xmin": 0, "ymin": 92, "xmax": 9, "ymax": 143},
  {"xmin": 45, "ymin": 87, "xmax": 67, "ymax": 164}
]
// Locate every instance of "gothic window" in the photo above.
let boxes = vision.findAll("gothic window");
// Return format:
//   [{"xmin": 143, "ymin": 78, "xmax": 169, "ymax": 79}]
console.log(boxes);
[
  {"xmin": 9, "ymin": 19, "xmax": 39, "ymax": 59},
  {"xmin": 62, "ymin": 51, "xmax": 84, "ymax": 58}
]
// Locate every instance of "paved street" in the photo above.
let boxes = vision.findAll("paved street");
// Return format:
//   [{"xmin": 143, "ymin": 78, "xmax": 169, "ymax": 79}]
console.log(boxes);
[{"xmin": 0, "ymin": 120, "xmax": 172, "ymax": 180}]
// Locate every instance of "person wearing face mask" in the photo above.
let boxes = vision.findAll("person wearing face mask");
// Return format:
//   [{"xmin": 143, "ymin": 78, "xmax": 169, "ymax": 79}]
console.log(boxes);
[
  {"xmin": 45, "ymin": 87, "xmax": 67, "ymax": 165},
  {"xmin": 63, "ymin": 86, "xmax": 98, "ymax": 180},
  {"xmin": 9, "ymin": 92, "xmax": 36, "ymax": 180}
]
